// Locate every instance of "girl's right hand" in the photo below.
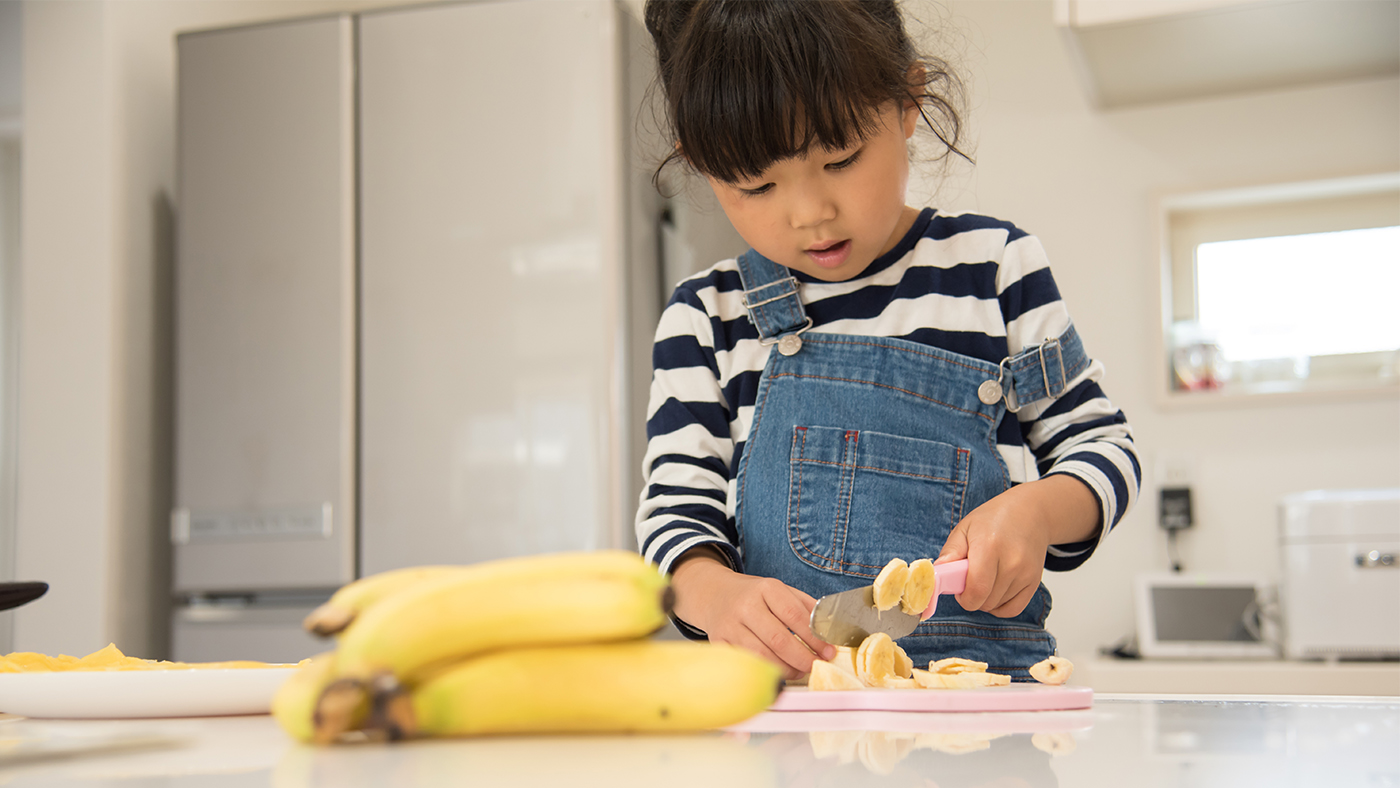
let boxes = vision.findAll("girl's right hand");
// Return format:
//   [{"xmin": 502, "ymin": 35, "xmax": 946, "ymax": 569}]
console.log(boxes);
[{"xmin": 669, "ymin": 547, "xmax": 836, "ymax": 680}]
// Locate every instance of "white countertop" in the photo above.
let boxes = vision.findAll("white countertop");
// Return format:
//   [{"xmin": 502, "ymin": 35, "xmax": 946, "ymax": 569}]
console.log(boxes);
[{"xmin": 0, "ymin": 693, "xmax": 1396, "ymax": 787}]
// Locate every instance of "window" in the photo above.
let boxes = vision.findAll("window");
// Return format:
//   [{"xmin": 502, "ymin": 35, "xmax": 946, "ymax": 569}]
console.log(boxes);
[{"xmin": 1158, "ymin": 173, "xmax": 1400, "ymax": 401}]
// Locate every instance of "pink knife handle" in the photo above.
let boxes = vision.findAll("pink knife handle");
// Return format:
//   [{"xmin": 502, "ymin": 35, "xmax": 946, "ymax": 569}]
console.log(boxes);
[{"xmin": 920, "ymin": 559, "xmax": 968, "ymax": 619}]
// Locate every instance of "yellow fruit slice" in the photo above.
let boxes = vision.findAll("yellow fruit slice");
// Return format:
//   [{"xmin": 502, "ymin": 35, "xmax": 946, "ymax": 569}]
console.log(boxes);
[
  {"xmin": 828, "ymin": 646, "xmax": 859, "ymax": 678},
  {"xmin": 928, "ymin": 657, "xmax": 988, "ymax": 675},
  {"xmin": 871, "ymin": 559, "xmax": 909, "ymax": 611},
  {"xmin": 901, "ymin": 558, "xmax": 937, "ymax": 615},
  {"xmin": 854, "ymin": 632, "xmax": 900, "ymax": 687},
  {"xmin": 893, "ymin": 644, "xmax": 913, "ymax": 679},
  {"xmin": 911, "ymin": 669, "xmax": 1011, "ymax": 689},
  {"xmin": 808, "ymin": 660, "xmax": 866, "ymax": 691},
  {"xmin": 1028, "ymin": 655, "xmax": 1074, "ymax": 685}
]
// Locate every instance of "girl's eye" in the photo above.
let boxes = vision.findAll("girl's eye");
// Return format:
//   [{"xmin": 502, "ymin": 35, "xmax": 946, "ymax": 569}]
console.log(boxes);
[
  {"xmin": 739, "ymin": 183, "xmax": 773, "ymax": 197},
  {"xmin": 827, "ymin": 150, "xmax": 863, "ymax": 171}
]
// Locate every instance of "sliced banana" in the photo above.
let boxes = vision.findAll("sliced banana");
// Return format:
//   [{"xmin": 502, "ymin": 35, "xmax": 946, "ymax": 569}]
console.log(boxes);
[
  {"xmin": 828, "ymin": 645, "xmax": 859, "ymax": 678},
  {"xmin": 855, "ymin": 632, "xmax": 901, "ymax": 687},
  {"xmin": 872, "ymin": 559, "xmax": 909, "ymax": 611},
  {"xmin": 892, "ymin": 643, "xmax": 913, "ymax": 679},
  {"xmin": 809, "ymin": 659, "xmax": 866, "ymax": 691},
  {"xmin": 911, "ymin": 669, "xmax": 1011, "ymax": 689},
  {"xmin": 901, "ymin": 558, "xmax": 937, "ymax": 615},
  {"xmin": 928, "ymin": 657, "xmax": 988, "ymax": 675},
  {"xmin": 1028, "ymin": 655, "xmax": 1074, "ymax": 685}
]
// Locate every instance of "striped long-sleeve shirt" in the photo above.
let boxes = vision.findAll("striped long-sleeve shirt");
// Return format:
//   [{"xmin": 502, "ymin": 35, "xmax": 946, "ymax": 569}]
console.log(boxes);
[{"xmin": 637, "ymin": 208, "xmax": 1140, "ymax": 584}]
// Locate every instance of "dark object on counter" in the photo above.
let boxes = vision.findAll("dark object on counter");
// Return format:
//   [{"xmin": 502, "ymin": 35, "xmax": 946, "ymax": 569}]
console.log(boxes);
[{"xmin": 0, "ymin": 582, "xmax": 48, "ymax": 611}]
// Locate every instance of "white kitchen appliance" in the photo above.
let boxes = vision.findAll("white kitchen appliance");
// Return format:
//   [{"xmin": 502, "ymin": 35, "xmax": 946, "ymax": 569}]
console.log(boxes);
[
  {"xmin": 1278, "ymin": 488, "xmax": 1400, "ymax": 660},
  {"xmin": 172, "ymin": 2, "xmax": 744, "ymax": 662},
  {"xmin": 1134, "ymin": 573, "xmax": 1277, "ymax": 659}
]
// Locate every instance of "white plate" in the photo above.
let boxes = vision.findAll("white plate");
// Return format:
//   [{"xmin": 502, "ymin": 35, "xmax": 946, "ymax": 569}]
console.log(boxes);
[{"xmin": 0, "ymin": 667, "xmax": 298, "ymax": 719}]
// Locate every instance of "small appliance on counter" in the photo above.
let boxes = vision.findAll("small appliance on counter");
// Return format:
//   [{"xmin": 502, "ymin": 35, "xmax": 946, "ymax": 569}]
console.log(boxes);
[{"xmin": 1278, "ymin": 488, "xmax": 1400, "ymax": 661}]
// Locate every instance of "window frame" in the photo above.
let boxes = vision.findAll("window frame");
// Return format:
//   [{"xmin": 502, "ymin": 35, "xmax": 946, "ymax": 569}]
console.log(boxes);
[{"xmin": 1152, "ymin": 172, "xmax": 1400, "ymax": 409}]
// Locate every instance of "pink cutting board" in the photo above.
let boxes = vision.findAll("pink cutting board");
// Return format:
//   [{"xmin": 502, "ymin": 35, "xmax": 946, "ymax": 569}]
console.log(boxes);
[{"xmin": 768, "ymin": 684, "xmax": 1092, "ymax": 713}]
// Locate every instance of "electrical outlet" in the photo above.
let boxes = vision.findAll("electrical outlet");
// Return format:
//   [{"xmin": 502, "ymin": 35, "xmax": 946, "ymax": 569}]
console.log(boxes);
[{"xmin": 1159, "ymin": 486, "xmax": 1194, "ymax": 531}]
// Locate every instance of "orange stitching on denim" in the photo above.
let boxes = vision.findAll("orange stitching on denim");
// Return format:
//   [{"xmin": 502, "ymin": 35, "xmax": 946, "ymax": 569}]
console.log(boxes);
[
  {"xmin": 769, "ymin": 372, "xmax": 993, "ymax": 422},
  {"xmin": 792, "ymin": 458, "xmax": 957, "ymax": 483},
  {"xmin": 953, "ymin": 448, "xmax": 970, "ymax": 525},
  {"xmin": 786, "ymin": 427, "xmax": 805, "ymax": 567},
  {"xmin": 833, "ymin": 431, "xmax": 857, "ymax": 565}
]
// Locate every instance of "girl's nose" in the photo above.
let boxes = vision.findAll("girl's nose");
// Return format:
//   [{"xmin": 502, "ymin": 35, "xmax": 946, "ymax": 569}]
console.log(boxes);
[{"xmin": 789, "ymin": 188, "xmax": 837, "ymax": 230}]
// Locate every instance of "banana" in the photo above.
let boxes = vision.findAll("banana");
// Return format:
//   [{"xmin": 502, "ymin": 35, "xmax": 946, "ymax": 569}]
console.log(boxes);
[
  {"xmin": 271, "ymin": 653, "xmax": 342, "ymax": 744},
  {"xmin": 900, "ymin": 558, "xmax": 936, "ymax": 615},
  {"xmin": 303, "ymin": 565, "xmax": 464, "ymax": 637},
  {"xmin": 871, "ymin": 559, "xmax": 909, "ymax": 611},
  {"xmin": 911, "ymin": 668, "xmax": 1009, "ymax": 688},
  {"xmin": 1028, "ymin": 655, "xmax": 1073, "ymax": 685},
  {"xmin": 371, "ymin": 640, "xmax": 780, "ymax": 738},
  {"xmin": 855, "ymin": 632, "xmax": 900, "ymax": 687},
  {"xmin": 808, "ymin": 659, "xmax": 864, "ymax": 690},
  {"xmin": 331, "ymin": 550, "xmax": 672, "ymax": 684}
]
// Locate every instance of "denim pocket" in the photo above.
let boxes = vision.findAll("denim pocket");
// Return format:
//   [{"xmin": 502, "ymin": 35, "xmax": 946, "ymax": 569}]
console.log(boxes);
[{"xmin": 786, "ymin": 425, "xmax": 971, "ymax": 578}]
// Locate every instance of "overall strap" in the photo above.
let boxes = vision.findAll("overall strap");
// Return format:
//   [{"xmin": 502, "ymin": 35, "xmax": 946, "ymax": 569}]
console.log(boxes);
[
  {"xmin": 735, "ymin": 249, "xmax": 811, "ymax": 342},
  {"xmin": 997, "ymin": 324, "xmax": 1091, "ymax": 412}
]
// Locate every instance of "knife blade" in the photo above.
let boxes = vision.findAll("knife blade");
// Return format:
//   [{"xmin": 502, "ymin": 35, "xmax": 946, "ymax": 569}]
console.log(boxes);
[
  {"xmin": 0, "ymin": 582, "xmax": 48, "ymax": 612},
  {"xmin": 809, "ymin": 559, "xmax": 968, "ymax": 647}
]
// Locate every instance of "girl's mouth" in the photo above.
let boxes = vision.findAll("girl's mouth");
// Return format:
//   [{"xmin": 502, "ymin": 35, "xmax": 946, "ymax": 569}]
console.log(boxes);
[{"xmin": 804, "ymin": 239, "xmax": 852, "ymax": 269}]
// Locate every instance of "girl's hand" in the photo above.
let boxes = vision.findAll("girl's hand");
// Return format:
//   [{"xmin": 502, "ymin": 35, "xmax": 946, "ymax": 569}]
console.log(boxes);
[
  {"xmin": 934, "ymin": 475, "xmax": 1100, "ymax": 618},
  {"xmin": 669, "ymin": 548, "xmax": 836, "ymax": 680}
]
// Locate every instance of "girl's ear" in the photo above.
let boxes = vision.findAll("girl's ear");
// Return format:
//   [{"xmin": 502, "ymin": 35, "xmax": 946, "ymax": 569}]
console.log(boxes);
[{"xmin": 903, "ymin": 64, "xmax": 927, "ymax": 138}]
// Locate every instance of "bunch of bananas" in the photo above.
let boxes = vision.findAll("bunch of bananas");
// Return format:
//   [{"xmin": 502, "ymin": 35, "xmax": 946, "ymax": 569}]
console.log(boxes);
[{"xmin": 272, "ymin": 550, "xmax": 781, "ymax": 744}]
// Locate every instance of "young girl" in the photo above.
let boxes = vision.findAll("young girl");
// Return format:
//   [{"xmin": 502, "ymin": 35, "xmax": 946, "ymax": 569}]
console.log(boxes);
[{"xmin": 636, "ymin": 0, "xmax": 1139, "ymax": 681}]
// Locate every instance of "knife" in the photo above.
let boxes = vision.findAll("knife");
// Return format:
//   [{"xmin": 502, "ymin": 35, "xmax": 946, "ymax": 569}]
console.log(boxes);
[
  {"xmin": 809, "ymin": 559, "xmax": 968, "ymax": 647},
  {"xmin": 0, "ymin": 582, "xmax": 49, "ymax": 612}
]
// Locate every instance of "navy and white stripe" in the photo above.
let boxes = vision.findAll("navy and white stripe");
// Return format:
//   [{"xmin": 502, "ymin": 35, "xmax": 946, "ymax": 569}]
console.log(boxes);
[{"xmin": 637, "ymin": 209, "xmax": 1140, "ymax": 577}]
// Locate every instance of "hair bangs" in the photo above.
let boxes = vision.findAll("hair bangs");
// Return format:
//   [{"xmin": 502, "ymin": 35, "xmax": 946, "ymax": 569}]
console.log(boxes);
[{"xmin": 668, "ymin": 2, "xmax": 899, "ymax": 184}]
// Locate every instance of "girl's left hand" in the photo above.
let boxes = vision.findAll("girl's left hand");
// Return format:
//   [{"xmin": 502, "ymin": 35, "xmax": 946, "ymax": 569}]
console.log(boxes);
[{"xmin": 934, "ymin": 475, "xmax": 1099, "ymax": 618}]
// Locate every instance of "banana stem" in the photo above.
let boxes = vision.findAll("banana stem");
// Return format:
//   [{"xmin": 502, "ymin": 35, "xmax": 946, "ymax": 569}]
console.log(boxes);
[{"xmin": 313, "ymin": 678, "xmax": 372, "ymax": 745}]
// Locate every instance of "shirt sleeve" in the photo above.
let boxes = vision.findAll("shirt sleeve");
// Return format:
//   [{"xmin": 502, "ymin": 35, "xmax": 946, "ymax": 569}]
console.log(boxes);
[
  {"xmin": 635, "ymin": 284, "xmax": 743, "ymax": 637},
  {"xmin": 996, "ymin": 233, "xmax": 1142, "ymax": 571}
]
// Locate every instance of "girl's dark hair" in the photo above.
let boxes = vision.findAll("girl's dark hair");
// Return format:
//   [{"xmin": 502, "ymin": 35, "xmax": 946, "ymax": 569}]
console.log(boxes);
[{"xmin": 645, "ymin": 0, "xmax": 967, "ymax": 186}]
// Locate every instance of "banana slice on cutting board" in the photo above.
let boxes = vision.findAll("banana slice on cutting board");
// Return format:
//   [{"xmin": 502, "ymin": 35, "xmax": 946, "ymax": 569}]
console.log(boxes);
[{"xmin": 1028, "ymin": 655, "xmax": 1073, "ymax": 685}]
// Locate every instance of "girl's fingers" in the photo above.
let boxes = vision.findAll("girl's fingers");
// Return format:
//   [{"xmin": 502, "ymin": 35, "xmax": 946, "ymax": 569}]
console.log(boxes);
[
  {"xmin": 988, "ymin": 582, "xmax": 1037, "ymax": 619},
  {"xmin": 742, "ymin": 625, "xmax": 810, "ymax": 680},
  {"xmin": 957, "ymin": 552, "xmax": 995, "ymax": 612},
  {"xmin": 777, "ymin": 587, "xmax": 835, "ymax": 660}
]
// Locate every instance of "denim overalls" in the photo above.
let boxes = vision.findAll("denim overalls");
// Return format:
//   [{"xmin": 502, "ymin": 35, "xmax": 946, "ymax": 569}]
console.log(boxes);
[{"xmin": 731, "ymin": 249, "xmax": 1090, "ymax": 680}]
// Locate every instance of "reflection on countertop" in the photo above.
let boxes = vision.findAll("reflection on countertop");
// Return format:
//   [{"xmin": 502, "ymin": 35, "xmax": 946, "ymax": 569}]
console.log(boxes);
[{"xmin": 0, "ymin": 695, "xmax": 1397, "ymax": 787}]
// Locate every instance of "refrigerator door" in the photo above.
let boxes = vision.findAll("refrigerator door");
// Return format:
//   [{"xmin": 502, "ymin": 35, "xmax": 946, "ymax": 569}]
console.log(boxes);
[
  {"xmin": 174, "ymin": 16, "xmax": 357, "ymax": 593},
  {"xmin": 358, "ymin": 1, "xmax": 637, "ymax": 572}
]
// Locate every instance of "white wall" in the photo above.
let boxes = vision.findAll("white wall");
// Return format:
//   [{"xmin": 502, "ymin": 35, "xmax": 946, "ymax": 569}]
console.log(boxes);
[
  {"xmin": 908, "ymin": 0, "xmax": 1400, "ymax": 662},
  {"xmin": 15, "ymin": 0, "xmax": 417, "ymax": 659}
]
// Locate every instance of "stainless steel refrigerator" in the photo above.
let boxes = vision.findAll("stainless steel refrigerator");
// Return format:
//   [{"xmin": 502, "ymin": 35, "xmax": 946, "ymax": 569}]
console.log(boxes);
[{"xmin": 171, "ymin": 0, "xmax": 743, "ymax": 662}]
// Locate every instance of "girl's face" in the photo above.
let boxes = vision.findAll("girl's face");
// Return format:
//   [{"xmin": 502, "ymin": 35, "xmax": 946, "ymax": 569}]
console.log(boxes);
[{"xmin": 706, "ymin": 101, "xmax": 921, "ymax": 283}]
